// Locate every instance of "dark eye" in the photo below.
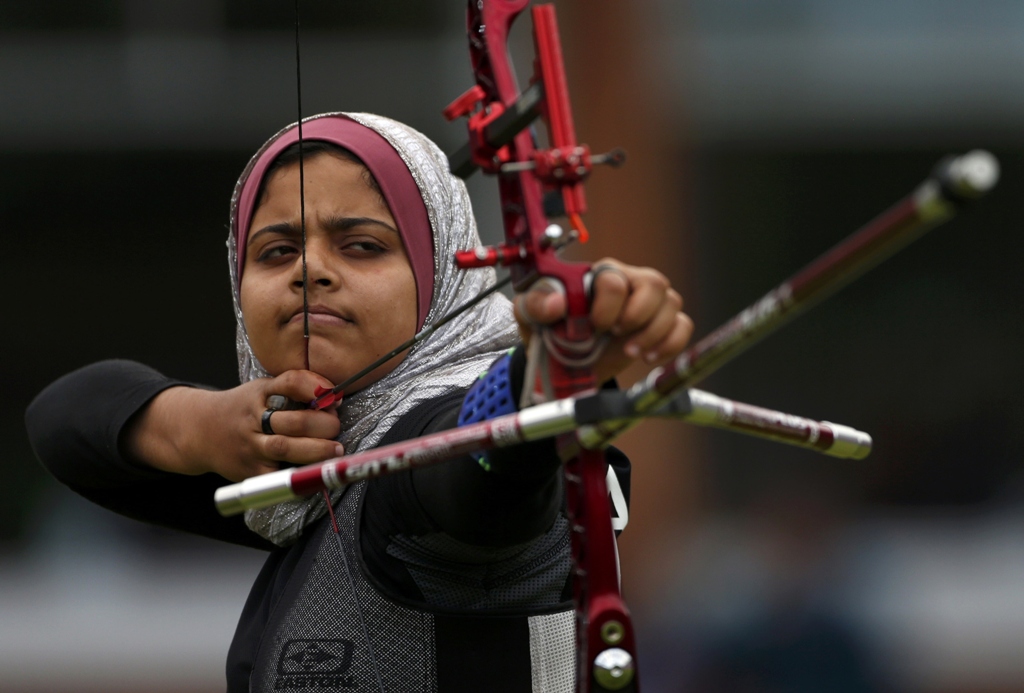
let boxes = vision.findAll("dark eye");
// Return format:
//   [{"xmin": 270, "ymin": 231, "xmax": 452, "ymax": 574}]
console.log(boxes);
[
  {"xmin": 345, "ymin": 240, "xmax": 387, "ymax": 255},
  {"xmin": 256, "ymin": 243, "xmax": 298, "ymax": 262}
]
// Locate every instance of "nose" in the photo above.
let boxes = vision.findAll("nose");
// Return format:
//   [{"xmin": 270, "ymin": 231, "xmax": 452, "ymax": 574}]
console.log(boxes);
[{"xmin": 291, "ymin": 236, "xmax": 338, "ymax": 290}]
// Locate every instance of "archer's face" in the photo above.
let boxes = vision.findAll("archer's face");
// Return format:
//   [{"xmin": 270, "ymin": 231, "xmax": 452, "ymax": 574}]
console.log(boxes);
[{"xmin": 240, "ymin": 153, "xmax": 418, "ymax": 392}]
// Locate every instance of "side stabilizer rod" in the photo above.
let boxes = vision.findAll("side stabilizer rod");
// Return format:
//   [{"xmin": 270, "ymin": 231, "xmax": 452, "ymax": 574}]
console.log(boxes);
[{"xmin": 655, "ymin": 389, "xmax": 871, "ymax": 459}]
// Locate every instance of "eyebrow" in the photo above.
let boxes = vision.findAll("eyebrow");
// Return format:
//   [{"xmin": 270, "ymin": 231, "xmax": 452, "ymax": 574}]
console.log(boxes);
[
  {"xmin": 247, "ymin": 222, "xmax": 298, "ymax": 248},
  {"xmin": 322, "ymin": 215, "xmax": 400, "ymax": 236},
  {"xmin": 247, "ymin": 216, "xmax": 399, "ymax": 247}
]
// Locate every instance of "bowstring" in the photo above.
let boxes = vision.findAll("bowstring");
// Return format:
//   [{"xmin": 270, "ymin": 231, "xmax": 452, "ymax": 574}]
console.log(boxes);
[
  {"xmin": 294, "ymin": 5, "xmax": 383, "ymax": 692},
  {"xmin": 295, "ymin": 0, "xmax": 309, "ymax": 371}
]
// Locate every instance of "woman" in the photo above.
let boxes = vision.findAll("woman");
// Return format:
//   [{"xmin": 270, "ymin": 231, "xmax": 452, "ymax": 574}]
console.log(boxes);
[{"xmin": 27, "ymin": 113, "xmax": 692, "ymax": 692}]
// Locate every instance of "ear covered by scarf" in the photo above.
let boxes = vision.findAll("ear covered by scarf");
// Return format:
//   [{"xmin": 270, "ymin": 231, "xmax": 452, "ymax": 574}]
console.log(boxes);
[{"xmin": 228, "ymin": 113, "xmax": 519, "ymax": 546}]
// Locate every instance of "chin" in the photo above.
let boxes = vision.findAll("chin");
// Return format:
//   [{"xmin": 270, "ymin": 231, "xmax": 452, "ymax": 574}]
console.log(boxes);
[
  {"xmin": 254, "ymin": 347, "xmax": 311, "ymax": 378},
  {"xmin": 307, "ymin": 359, "xmax": 355, "ymax": 387}
]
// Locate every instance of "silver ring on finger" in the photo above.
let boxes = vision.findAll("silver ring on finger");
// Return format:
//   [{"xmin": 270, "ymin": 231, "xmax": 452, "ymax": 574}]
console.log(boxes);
[{"xmin": 265, "ymin": 394, "xmax": 289, "ymax": 410}]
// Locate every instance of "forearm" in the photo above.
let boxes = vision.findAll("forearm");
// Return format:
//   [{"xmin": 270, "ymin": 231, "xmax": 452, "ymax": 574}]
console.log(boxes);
[
  {"xmin": 123, "ymin": 384, "xmax": 220, "ymax": 476},
  {"xmin": 409, "ymin": 347, "xmax": 565, "ymax": 546},
  {"xmin": 107, "ymin": 367, "xmax": 340, "ymax": 483},
  {"xmin": 26, "ymin": 359, "xmax": 274, "ymax": 550},
  {"xmin": 26, "ymin": 360, "xmax": 191, "ymax": 488},
  {"xmin": 412, "ymin": 412, "xmax": 563, "ymax": 546}
]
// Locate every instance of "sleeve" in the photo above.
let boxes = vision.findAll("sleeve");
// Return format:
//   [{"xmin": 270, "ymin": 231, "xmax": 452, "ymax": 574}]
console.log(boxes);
[
  {"xmin": 359, "ymin": 350, "xmax": 632, "ymax": 604},
  {"xmin": 365, "ymin": 347, "xmax": 630, "ymax": 548},
  {"xmin": 25, "ymin": 360, "xmax": 274, "ymax": 551},
  {"xmin": 410, "ymin": 401, "xmax": 565, "ymax": 546},
  {"xmin": 411, "ymin": 401, "xmax": 631, "ymax": 545}
]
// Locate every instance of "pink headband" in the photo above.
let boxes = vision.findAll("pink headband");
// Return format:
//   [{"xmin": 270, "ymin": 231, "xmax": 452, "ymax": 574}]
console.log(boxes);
[{"xmin": 234, "ymin": 115, "xmax": 434, "ymax": 328}]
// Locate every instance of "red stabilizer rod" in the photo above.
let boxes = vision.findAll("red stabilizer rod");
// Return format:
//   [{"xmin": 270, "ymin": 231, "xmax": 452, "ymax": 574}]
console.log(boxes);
[{"xmin": 454, "ymin": 244, "xmax": 529, "ymax": 269}]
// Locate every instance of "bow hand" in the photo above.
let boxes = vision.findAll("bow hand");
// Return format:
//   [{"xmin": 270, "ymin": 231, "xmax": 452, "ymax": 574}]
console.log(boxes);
[{"xmin": 514, "ymin": 259, "xmax": 694, "ymax": 385}]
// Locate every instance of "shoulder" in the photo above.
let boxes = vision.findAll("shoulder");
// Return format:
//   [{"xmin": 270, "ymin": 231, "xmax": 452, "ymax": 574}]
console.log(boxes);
[{"xmin": 375, "ymin": 389, "xmax": 468, "ymax": 447}]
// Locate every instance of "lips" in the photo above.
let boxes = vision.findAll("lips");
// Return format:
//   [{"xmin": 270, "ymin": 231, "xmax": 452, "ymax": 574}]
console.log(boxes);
[{"xmin": 288, "ymin": 305, "xmax": 352, "ymax": 326}]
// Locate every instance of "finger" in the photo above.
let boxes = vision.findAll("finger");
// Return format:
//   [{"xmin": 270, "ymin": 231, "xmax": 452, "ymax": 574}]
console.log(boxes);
[
  {"xmin": 666, "ymin": 287, "xmax": 684, "ymax": 311},
  {"xmin": 232, "ymin": 460, "xmax": 283, "ymax": 482},
  {"xmin": 264, "ymin": 370, "xmax": 337, "ymax": 405},
  {"xmin": 637, "ymin": 312, "xmax": 695, "ymax": 366},
  {"xmin": 259, "ymin": 434, "xmax": 345, "ymax": 466},
  {"xmin": 613, "ymin": 270, "xmax": 671, "ymax": 336},
  {"xmin": 261, "ymin": 408, "xmax": 342, "ymax": 441},
  {"xmin": 514, "ymin": 279, "xmax": 567, "ymax": 326},
  {"xmin": 589, "ymin": 264, "xmax": 630, "ymax": 333},
  {"xmin": 622, "ymin": 300, "xmax": 681, "ymax": 360}
]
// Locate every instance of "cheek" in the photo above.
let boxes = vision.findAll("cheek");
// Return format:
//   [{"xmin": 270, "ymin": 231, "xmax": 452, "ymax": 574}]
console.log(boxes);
[
  {"xmin": 238, "ymin": 278, "xmax": 270, "ymax": 343},
  {"xmin": 238, "ymin": 279, "xmax": 256, "ymax": 327},
  {"xmin": 397, "ymin": 268, "xmax": 420, "ymax": 332},
  {"xmin": 362, "ymin": 258, "xmax": 418, "ymax": 326}
]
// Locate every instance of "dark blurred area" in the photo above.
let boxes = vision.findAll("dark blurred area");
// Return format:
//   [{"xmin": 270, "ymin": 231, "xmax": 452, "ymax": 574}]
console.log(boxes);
[
  {"xmin": 4, "ymin": 1, "xmax": 1024, "ymax": 691},
  {"xmin": 694, "ymin": 147, "xmax": 1024, "ymax": 510}
]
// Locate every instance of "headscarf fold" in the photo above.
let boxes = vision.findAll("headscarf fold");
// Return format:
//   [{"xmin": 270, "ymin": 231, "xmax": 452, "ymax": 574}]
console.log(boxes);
[{"xmin": 227, "ymin": 113, "xmax": 519, "ymax": 545}]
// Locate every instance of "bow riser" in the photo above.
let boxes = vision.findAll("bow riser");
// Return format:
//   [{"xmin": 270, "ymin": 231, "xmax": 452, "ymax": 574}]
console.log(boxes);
[{"xmin": 450, "ymin": 2, "xmax": 638, "ymax": 690}]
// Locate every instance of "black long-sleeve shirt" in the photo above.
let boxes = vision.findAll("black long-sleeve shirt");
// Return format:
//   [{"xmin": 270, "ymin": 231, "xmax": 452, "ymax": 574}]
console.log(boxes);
[{"xmin": 26, "ymin": 358, "xmax": 630, "ymax": 691}]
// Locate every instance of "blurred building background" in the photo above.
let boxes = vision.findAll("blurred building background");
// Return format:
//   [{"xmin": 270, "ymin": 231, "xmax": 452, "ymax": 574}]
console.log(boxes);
[{"xmin": 3, "ymin": 1, "xmax": 1023, "ymax": 691}]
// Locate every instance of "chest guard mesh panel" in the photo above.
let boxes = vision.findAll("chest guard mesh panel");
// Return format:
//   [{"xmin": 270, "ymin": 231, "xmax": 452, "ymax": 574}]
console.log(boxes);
[
  {"xmin": 250, "ymin": 482, "xmax": 578, "ymax": 692},
  {"xmin": 251, "ymin": 483, "xmax": 438, "ymax": 692},
  {"xmin": 528, "ymin": 611, "xmax": 576, "ymax": 693}
]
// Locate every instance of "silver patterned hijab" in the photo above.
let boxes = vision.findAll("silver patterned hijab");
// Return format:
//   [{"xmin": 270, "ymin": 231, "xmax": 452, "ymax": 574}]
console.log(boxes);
[{"xmin": 227, "ymin": 113, "xmax": 519, "ymax": 545}]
